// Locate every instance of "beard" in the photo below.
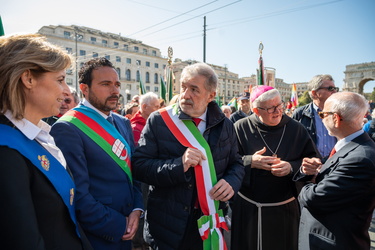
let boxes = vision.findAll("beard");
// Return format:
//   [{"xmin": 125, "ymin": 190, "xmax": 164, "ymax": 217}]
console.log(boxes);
[{"xmin": 88, "ymin": 91, "xmax": 118, "ymax": 113}]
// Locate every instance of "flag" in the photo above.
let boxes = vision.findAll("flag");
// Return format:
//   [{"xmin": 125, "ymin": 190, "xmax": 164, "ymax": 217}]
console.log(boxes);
[
  {"xmin": 257, "ymin": 56, "xmax": 265, "ymax": 85},
  {"xmin": 165, "ymin": 66, "xmax": 174, "ymax": 102},
  {"xmin": 0, "ymin": 16, "xmax": 5, "ymax": 36},
  {"xmin": 159, "ymin": 75, "xmax": 167, "ymax": 100},
  {"xmin": 291, "ymin": 83, "xmax": 298, "ymax": 107},
  {"xmin": 215, "ymin": 95, "xmax": 222, "ymax": 107},
  {"xmin": 139, "ymin": 74, "xmax": 146, "ymax": 95},
  {"xmin": 227, "ymin": 97, "xmax": 238, "ymax": 110}
]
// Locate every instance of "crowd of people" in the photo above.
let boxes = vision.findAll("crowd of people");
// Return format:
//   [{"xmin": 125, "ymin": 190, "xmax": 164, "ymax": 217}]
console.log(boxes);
[{"xmin": 1, "ymin": 33, "xmax": 375, "ymax": 250}]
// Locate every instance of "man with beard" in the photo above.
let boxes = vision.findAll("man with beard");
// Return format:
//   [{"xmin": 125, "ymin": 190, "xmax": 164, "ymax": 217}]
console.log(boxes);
[
  {"xmin": 132, "ymin": 62, "xmax": 244, "ymax": 250},
  {"xmin": 51, "ymin": 58, "xmax": 143, "ymax": 250}
]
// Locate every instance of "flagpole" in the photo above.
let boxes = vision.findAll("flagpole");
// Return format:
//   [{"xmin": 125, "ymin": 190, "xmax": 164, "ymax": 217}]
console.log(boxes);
[
  {"xmin": 257, "ymin": 42, "xmax": 265, "ymax": 85},
  {"xmin": 166, "ymin": 46, "xmax": 173, "ymax": 104}
]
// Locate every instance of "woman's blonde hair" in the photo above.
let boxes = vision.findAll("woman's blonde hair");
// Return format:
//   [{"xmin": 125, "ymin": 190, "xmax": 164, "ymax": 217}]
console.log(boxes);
[{"xmin": 0, "ymin": 34, "xmax": 72, "ymax": 119}]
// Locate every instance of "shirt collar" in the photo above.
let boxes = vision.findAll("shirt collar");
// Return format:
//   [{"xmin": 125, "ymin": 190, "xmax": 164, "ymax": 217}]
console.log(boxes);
[
  {"xmin": 4, "ymin": 110, "xmax": 49, "ymax": 140},
  {"xmin": 335, "ymin": 129, "xmax": 364, "ymax": 152},
  {"xmin": 82, "ymin": 98, "xmax": 113, "ymax": 119},
  {"xmin": 312, "ymin": 102, "xmax": 321, "ymax": 112}
]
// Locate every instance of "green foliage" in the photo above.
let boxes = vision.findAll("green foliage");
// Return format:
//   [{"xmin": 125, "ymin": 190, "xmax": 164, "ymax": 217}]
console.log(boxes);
[
  {"xmin": 370, "ymin": 87, "xmax": 375, "ymax": 102},
  {"xmin": 298, "ymin": 91, "xmax": 312, "ymax": 107}
]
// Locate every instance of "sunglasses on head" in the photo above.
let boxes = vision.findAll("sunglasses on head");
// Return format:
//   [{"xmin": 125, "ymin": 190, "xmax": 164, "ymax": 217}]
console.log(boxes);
[{"xmin": 64, "ymin": 98, "xmax": 72, "ymax": 104}]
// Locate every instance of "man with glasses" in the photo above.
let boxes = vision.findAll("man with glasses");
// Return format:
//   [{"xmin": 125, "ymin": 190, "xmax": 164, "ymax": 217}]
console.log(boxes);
[
  {"xmin": 293, "ymin": 74, "xmax": 338, "ymax": 161},
  {"xmin": 43, "ymin": 85, "xmax": 79, "ymax": 125},
  {"xmin": 295, "ymin": 92, "xmax": 375, "ymax": 249}
]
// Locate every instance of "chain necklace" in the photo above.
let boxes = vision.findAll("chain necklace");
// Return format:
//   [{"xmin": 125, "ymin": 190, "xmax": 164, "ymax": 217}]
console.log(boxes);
[{"xmin": 256, "ymin": 125, "xmax": 286, "ymax": 157}]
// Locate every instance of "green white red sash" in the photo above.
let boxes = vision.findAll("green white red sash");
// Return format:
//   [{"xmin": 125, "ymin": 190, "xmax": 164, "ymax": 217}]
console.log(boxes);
[
  {"xmin": 58, "ymin": 105, "xmax": 132, "ymax": 183},
  {"xmin": 0, "ymin": 124, "xmax": 80, "ymax": 237},
  {"xmin": 159, "ymin": 104, "xmax": 228, "ymax": 250}
]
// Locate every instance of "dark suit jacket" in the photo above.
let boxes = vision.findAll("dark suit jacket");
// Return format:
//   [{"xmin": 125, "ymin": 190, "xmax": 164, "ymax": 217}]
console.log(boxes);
[
  {"xmin": 0, "ymin": 115, "xmax": 91, "ymax": 250},
  {"xmin": 296, "ymin": 132, "xmax": 375, "ymax": 249},
  {"xmin": 51, "ymin": 110, "xmax": 143, "ymax": 250}
]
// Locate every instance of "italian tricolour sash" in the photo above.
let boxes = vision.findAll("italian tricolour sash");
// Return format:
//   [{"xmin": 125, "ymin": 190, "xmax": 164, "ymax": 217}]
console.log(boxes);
[
  {"xmin": 0, "ymin": 124, "xmax": 80, "ymax": 237},
  {"xmin": 159, "ymin": 105, "xmax": 228, "ymax": 250},
  {"xmin": 58, "ymin": 105, "xmax": 132, "ymax": 183}
]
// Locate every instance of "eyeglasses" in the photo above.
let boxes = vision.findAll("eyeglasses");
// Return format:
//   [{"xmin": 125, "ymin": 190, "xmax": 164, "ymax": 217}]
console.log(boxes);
[
  {"xmin": 317, "ymin": 86, "xmax": 339, "ymax": 92},
  {"xmin": 64, "ymin": 98, "xmax": 72, "ymax": 104},
  {"xmin": 257, "ymin": 102, "xmax": 285, "ymax": 114},
  {"xmin": 318, "ymin": 111, "xmax": 335, "ymax": 119}
]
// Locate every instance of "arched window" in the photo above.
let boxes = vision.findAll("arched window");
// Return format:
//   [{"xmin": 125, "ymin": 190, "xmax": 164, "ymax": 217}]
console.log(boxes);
[
  {"xmin": 136, "ymin": 70, "xmax": 140, "ymax": 82},
  {"xmin": 146, "ymin": 72, "xmax": 150, "ymax": 83},
  {"xmin": 154, "ymin": 73, "xmax": 158, "ymax": 84},
  {"xmin": 126, "ymin": 69, "xmax": 131, "ymax": 81},
  {"xmin": 116, "ymin": 68, "xmax": 121, "ymax": 78}
]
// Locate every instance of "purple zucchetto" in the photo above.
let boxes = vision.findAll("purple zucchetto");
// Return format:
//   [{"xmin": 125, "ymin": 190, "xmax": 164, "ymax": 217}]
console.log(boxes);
[{"xmin": 250, "ymin": 85, "xmax": 274, "ymax": 103}]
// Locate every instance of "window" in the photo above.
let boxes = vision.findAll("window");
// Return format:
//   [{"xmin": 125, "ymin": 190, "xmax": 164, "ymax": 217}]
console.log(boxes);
[
  {"xmin": 146, "ymin": 61, "xmax": 150, "ymax": 67},
  {"xmin": 152, "ymin": 50, "xmax": 156, "ymax": 56},
  {"xmin": 146, "ymin": 86, "xmax": 150, "ymax": 92},
  {"xmin": 136, "ymin": 60, "xmax": 141, "ymax": 66},
  {"xmin": 126, "ymin": 58, "xmax": 131, "ymax": 64},
  {"xmin": 66, "ymin": 47, "xmax": 73, "ymax": 54},
  {"xmin": 116, "ymin": 68, "xmax": 121, "ymax": 78},
  {"xmin": 154, "ymin": 86, "xmax": 159, "ymax": 92},
  {"xmin": 154, "ymin": 63, "xmax": 159, "ymax": 69},
  {"xmin": 146, "ymin": 72, "xmax": 150, "ymax": 83},
  {"xmin": 66, "ymin": 78, "xmax": 73, "ymax": 85},
  {"xmin": 102, "ymin": 40, "xmax": 108, "ymax": 46},
  {"xmin": 105, "ymin": 55, "xmax": 110, "ymax": 60},
  {"xmin": 79, "ymin": 50, "xmax": 86, "ymax": 56},
  {"xmin": 126, "ymin": 69, "xmax": 131, "ymax": 81},
  {"xmin": 93, "ymin": 52, "xmax": 98, "ymax": 58},
  {"xmin": 124, "ymin": 44, "xmax": 128, "ymax": 51},
  {"xmin": 134, "ymin": 46, "xmax": 139, "ymax": 52},
  {"xmin": 136, "ymin": 70, "xmax": 140, "ymax": 82},
  {"xmin": 114, "ymin": 42, "xmax": 119, "ymax": 48},
  {"xmin": 64, "ymin": 31, "xmax": 71, "ymax": 38},
  {"xmin": 90, "ymin": 37, "xmax": 96, "ymax": 44},
  {"xmin": 154, "ymin": 73, "xmax": 158, "ymax": 84},
  {"xmin": 116, "ymin": 56, "xmax": 121, "ymax": 62},
  {"xmin": 143, "ymin": 48, "xmax": 147, "ymax": 55}
]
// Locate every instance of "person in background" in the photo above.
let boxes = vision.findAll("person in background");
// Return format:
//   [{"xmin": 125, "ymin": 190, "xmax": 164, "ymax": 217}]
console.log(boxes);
[
  {"xmin": 131, "ymin": 95, "xmax": 140, "ymax": 104},
  {"xmin": 131, "ymin": 92, "xmax": 160, "ymax": 145},
  {"xmin": 122, "ymin": 102, "xmax": 139, "ymax": 120},
  {"xmin": 230, "ymin": 92, "xmax": 252, "ymax": 123},
  {"xmin": 293, "ymin": 74, "xmax": 338, "ymax": 162},
  {"xmin": 43, "ymin": 85, "xmax": 79, "ymax": 125},
  {"xmin": 0, "ymin": 34, "xmax": 91, "ymax": 249},
  {"xmin": 231, "ymin": 85, "xmax": 319, "ymax": 250},
  {"xmin": 159, "ymin": 98, "xmax": 166, "ymax": 109},
  {"xmin": 295, "ymin": 92, "xmax": 375, "ymax": 249},
  {"xmin": 132, "ymin": 62, "xmax": 244, "ymax": 250},
  {"xmin": 221, "ymin": 105, "xmax": 232, "ymax": 119},
  {"xmin": 51, "ymin": 57, "xmax": 143, "ymax": 250}
]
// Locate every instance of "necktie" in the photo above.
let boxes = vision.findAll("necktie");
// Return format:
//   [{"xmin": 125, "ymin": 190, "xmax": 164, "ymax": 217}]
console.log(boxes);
[
  {"xmin": 107, "ymin": 116, "xmax": 114, "ymax": 126},
  {"xmin": 192, "ymin": 118, "xmax": 201, "ymax": 127},
  {"xmin": 328, "ymin": 147, "xmax": 336, "ymax": 158}
]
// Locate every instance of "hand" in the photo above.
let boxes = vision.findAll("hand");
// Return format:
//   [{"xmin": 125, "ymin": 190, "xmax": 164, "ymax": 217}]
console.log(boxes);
[
  {"xmin": 182, "ymin": 148, "xmax": 206, "ymax": 172},
  {"xmin": 301, "ymin": 157, "xmax": 322, "ymax": 176},
  {"xmin": 271, "ymin": 160, "xmax": 292, "ymax": 177},
  {"xmin": 209, "ymin": 179, "xmax": 234, "ymax": 202},
  {"xmin": 251, "ymin": 147, "xmax": 280, "ymax": 171},
  {"xmin": 121, "ymin": 210, "xmax": 142, "ymax": 241}
]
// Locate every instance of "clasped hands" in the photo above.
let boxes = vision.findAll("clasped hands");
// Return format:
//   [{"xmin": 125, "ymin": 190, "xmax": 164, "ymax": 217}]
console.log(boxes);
[
  {"xmin": 182, "ymin": 147, "xmax": 234, "ymax": 202},
  {"xmin": 251, "ymin": 147, "xmax": 292, "ymax": 177}
]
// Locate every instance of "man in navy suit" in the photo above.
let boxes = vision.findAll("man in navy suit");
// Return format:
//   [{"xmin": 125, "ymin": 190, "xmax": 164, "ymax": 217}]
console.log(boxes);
[
  {"xmin": 51, "ymin": 58, "xmax": 143, "ymax": 249},
  {"xmin": 295, "ymin": 92, "xmax": 375, "ymax": 249}
]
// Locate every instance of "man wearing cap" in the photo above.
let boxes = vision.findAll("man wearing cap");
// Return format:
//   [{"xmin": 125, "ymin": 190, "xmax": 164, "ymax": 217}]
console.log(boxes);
[
  {"xmin": 293, "ymin": 74, "xmax": 338, "ymax": 161},
  {"xmin": 229, "ymin": 92, "xmax": 252, "ymax": 123},
  {"xmin": 231, "ymin": 85, "xmax": 319, "ymax": 250}
]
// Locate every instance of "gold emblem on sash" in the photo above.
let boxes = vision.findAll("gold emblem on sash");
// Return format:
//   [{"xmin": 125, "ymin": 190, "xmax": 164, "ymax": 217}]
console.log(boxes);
[
  {"xmin": 38, "ymin": 155, "xmax": 50, "ymax": 171},
  {"xmin": 70, "ymin": 188, "xmax": 74, "ymax": 206}
]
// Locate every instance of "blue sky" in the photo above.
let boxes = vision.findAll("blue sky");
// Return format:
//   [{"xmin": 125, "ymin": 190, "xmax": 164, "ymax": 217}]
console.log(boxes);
[{"xmin": 2, "ymin": 0, "xmax": 375, "ymax": 91}]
